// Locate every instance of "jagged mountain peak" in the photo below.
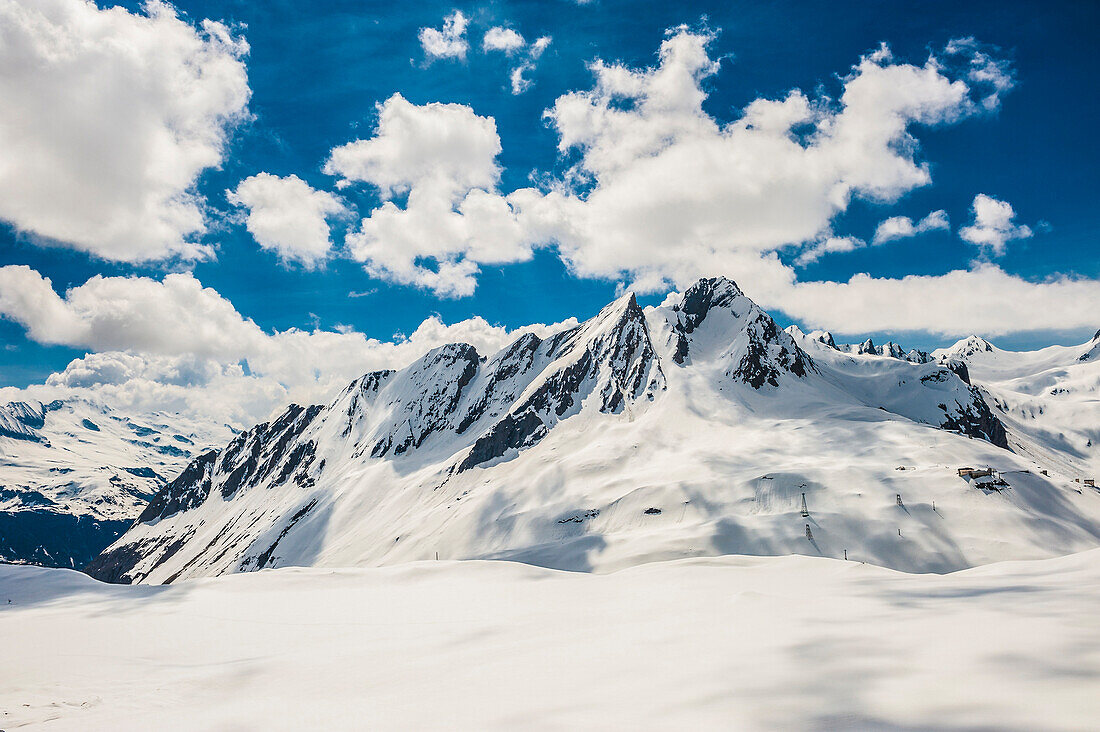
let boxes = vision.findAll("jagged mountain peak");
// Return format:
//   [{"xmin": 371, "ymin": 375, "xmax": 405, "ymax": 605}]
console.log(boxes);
[
  {"xmin": 944, "ymin": 335, "xmax": 997, "ymax": 358},
  {"xmin": 624, "ymin": 276, "xmax": 827, "ymax": 393},
  {"xmin": 784, "ymin": 324, "xmax": 805, "ymax": 339},
  {"xmin": 551, "ymin": 289, "xmax": 645, "ymax": 355},
  {"xmin": 458, "ymin": 289, "xmax": 665, "ymax": 472},
  {"xmin": 658, "ymin": 277, "xmax": 811, "ymax": 388},
  {"xmin": 675, "ymin": 276, "xmax": 745, "ymax": 317},
  {"xmin": 806, "ymin": 329, "xmax": 837, "ymax": 348}
]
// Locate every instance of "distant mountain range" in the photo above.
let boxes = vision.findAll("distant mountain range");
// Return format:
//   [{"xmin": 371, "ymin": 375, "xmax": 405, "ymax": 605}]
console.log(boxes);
[
  {"xmin": 79, "ymin": 277, "xmax": 1100, "ymax": 583},
  {"xmin": 0, "ymin": 399, "xmax": 234, "ymax": 568}
]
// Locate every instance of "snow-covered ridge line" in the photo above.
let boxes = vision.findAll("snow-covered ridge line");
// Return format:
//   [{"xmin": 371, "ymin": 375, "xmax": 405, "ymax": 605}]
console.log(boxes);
[{"xmin": 85, "ymin": 277, "xmax": 1100, "ymax": 584}]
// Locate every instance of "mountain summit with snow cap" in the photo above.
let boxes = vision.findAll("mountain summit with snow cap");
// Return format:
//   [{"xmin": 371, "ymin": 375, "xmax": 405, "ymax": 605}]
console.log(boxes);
[{"xmin": 85, "ymin": 277, "xmax": 1100, "ymax": 584}]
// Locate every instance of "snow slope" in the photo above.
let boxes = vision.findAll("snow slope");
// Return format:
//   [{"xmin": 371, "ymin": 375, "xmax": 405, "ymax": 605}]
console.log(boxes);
[
  {"xmin": 87, "ymin": 278, "xmax": 1100, "ymax": 583},
  {"xmin": 4, "ymin": 552, "xmax": 1100, "ymax": 730},
  {"xmin": 0, "ymin": 399, "xmax": 234, "ymax": 567}
]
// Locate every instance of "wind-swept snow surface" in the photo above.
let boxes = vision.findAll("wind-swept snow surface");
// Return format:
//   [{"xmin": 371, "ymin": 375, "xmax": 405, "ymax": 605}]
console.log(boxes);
[{"xmin": 4, "ymin": 552, "xmax": 1100, "ymax": 730}]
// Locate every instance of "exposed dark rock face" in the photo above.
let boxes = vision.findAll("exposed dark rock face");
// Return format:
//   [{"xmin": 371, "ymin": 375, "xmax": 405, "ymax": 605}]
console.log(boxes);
[
  {"xmin": 728, "ymin": 311, "xmax": 811, "ymax": 389},
  {"xmin": 6, "ymin": 401, "xmax": 46, "ymax": 428},
  {"xmin": 274, "ymin": 441, "xmax": 317, "ymax": 487},
  {"xmin": 339, "ymin": 370, "xmax": 393, "ymax": 438},
  {"xmin": 456, "ymin": 333, "xmax": 542, "ymax": 434},
  {"xmin": 557, "ymin": 509, "xmax": 600, "ymax": 523},
  {"xmin": 458, "ymin": 411, "xmax": 547, "ymax": 472},
  {"xmin": 248, "ymin": 499, "xmax": 318, "ymax": 571},
  {"xmin": 938, "ymin": 389, "xmax": 1010, "ymax": 450},
  {"xmin": 0, "ymin": 426, "xmax": 39, "ymax": 442},
  {"xmin": 370, "ymin": 344, "xmax": 480, "ymax": 457},
  {"xmin": 122, "ymin": 466, "xmax": 165, "ymax": 481},
  {"xmin": 458, "ymin": 293, "xmax": 664, "ymax": 472},
  {"xmin": 0, "ymin": 401, "xmax": 46, "ymax": 441},
  {"xmin": 343, "ymin": 370, "xmax": 393, "ymax": 414},
  {"xmin": 85, "ymin": 531, "xmax": 194, "ymax": 584},
  {"xmin": 125, "ymin": 403, "xmax": 324, "ymax": 530},
  {"xmin": 137, "ymin": 450, "xmax": 220, "ymax": 522},
  {"xmin": 591, "ymin": 295, "xmax": 665, "ymax": 411},
  {"xmin": 943, "ymin": 359, "xmax": 972, "ymax": 386},
  {"xmin": 217, "ymin": 404, "xmax": 324, "ymax": 499}
]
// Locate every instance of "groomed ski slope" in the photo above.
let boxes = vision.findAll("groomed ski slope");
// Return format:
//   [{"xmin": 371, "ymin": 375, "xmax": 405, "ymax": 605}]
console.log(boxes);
[{"xmin": 3, "ymin": 551, "xmax": 1099, "ymax": 730}]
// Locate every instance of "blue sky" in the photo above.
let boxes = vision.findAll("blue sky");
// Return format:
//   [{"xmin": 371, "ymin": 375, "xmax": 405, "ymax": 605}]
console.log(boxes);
[{"xmin": 0, "ymin": 0, "xmax": 1097, "ymax": 418}]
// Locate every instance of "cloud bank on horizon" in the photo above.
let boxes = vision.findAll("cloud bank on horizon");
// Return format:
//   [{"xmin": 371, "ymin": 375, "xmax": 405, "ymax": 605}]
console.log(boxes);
[{"xmin": 0, "ymin": 1, "xmax": 1095, "ymax": 422}]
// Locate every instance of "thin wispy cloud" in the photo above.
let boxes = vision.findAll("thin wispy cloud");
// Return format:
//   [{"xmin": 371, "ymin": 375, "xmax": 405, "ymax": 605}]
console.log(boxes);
[{"xmin": 873, "ymin": 210, "xmax": 950, "ymax": 245}]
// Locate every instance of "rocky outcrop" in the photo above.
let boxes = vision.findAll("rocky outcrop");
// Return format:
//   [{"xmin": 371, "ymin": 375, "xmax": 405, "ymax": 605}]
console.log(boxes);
[
  {"xmin": 938, "ymin": 390, "xmax": 1010, "ymax": 449},
  {"xmin": 137, "ymin": 450, "xmax": 220, "ymax": 523},
  {"xmin": 667, "ymin": 277, "xmax": 812, "ymax": 388}
]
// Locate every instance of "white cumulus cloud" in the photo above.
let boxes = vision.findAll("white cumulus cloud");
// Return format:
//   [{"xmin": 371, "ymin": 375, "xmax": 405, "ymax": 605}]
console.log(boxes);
[
  {"xmin": 227, "ymin": 174, "xmax": 347, "ymax": 268},
  {"xmin": 534, "ymin": 31, "xmax": 987, "ymax": 290},
  {"xmin": 419, "ymin": 10, "xmax": 469, "ymax": 62},
  {"xmin": 959, "ymin": 194, "xmax": 1033, "ymax": 256},
  {"xmin": 325, "ymin": 94, "xmax": 533, "ymax": 297},
  {"xmin": 0, "ymin": 266, "xmax": 577, "ymax": 424},
  {"xmin": 780, "ymin": 265, "xmax": 1100, "ymax": 337},
  {"xmin": 945, "ymin": 37, "xmax": 1015, "ymax": 111},
  {"xmin": 314, "ymin": 28, "xmax": 1087, "ymax": 339},
  {"xmin": 483, "ymin": 26, "xmax": 525, "ymax": 54},
  {"xmin": 0, "ymin": 265, "xmax": 263, "ymax": 357},
  {"xmin": 479, "ymin": 24, "xmax": 551, "ymax": 94},
  {"xmin": 0, "ymin": 0, "xmax": 250, "ymax": 261}
]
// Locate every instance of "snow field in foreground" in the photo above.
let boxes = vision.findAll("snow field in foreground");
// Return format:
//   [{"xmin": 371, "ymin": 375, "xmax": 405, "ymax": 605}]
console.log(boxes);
[{"xmin": 3, "ymin": 551, "xmax": 1100, "ymax": 730}]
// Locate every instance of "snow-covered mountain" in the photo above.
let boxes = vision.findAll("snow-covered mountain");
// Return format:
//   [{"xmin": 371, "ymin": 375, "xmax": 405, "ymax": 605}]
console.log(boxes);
[
  {"xmin": 86, "ymin": 278, "xmax": 1100, "ymax": 584},
  {"xmin": 932, "ymin": 330, "xmax": 1100, "ymax": 479},
  {"xmin": 0, "ymin": 399, "xmax": 234, "ymax": 568}
]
